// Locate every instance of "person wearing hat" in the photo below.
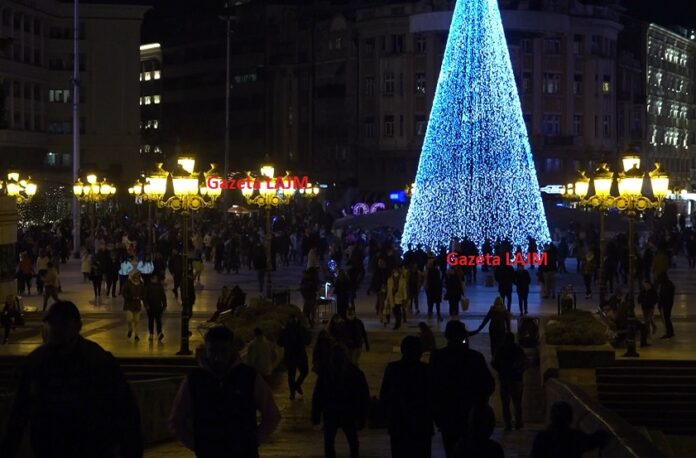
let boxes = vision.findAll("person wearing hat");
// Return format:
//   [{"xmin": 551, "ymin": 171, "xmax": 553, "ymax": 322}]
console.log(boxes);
[
  {"xmin": 0, "ymin": 301, "xmax": 143, "ymax": 458},
  {"xmin": 123, "ymin": 269, "xmax": 145, "ymax": 341},
  {"xmin": 428, "ymin": 320, "xmax": 494, "ymax": 458}
]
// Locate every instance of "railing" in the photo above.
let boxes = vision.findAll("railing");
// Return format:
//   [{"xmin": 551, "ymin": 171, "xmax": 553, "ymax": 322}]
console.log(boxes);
[{"xmin": 545, "ymin": 378, "xmax": 670, "ymax": 458}]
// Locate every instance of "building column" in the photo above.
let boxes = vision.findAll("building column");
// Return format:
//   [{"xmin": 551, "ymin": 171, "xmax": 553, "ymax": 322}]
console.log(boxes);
[{"xmin": 0, "ymin": 197, "xmax": 18, "ymax": 302}]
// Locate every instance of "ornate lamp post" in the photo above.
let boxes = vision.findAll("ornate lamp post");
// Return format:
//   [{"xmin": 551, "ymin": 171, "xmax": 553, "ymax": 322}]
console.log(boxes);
[
  {"xmin": 241, "ymin": 163, "xmax": 297, "ymax": 298},
  {"xmin": 298, "ymin": 182, "xmax": 321, "ymax": 198},
  {"xmin": 73, "ymin": 173, "xmax": 117, "ymax": 251},
  {"xmin": 564, "ymin": 152, "xmax": 669, "ymax": 357},
  {"xmin": 0, "ymin": 171, "xmax": 38, "ymax": 204},
  {"xmin": 150, "ymin": 157, "xmax": 219, "ymax": 355}
]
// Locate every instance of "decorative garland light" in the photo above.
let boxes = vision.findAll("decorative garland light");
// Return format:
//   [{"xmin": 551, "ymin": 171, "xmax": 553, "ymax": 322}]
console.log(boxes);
[{"xmin": 401, "ymin": 0, "xmax": 550, "ymax": 253}]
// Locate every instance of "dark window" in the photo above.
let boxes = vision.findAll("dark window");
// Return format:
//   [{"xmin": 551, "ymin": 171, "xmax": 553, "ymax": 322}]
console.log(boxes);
[
  {"xmin": 415, "ymin": 114, "xmax": 426, "ymax": 136},
  {"xmin": 543, "ymin": 39, "xmax": 561, "ymax": 55},
  {"xmin": 383, "ymin": 115, "xmax": 394, "ymax": 137},
  {"xmin": 573, "ymin": 74, "xmax": 583, "ymax": 95},
  {"xmin": 415, "ymin": 72, "xmax": 426, "ymax": 94},
  {"xmin": 414, "ymin": 35, "xmax": 426, "ymax": 53}
]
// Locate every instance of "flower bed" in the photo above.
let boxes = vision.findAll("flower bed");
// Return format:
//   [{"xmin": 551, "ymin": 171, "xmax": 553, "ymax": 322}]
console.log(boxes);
[
  {"xmin": 220, "ymin": 298, "xmax": 308, "ymax": 348},
  {"xmin": 545, "ymin": 310, "xmax": 608, "ymax": 346}
]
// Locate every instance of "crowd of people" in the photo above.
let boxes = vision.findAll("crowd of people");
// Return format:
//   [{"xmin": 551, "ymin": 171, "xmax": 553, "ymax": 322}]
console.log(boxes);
[{"xmin": 2, "ymin": 300, "xmax": 614, "ymax": 458}]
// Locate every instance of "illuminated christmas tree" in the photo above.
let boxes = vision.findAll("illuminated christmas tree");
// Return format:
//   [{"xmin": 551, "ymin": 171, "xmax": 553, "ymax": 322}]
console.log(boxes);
[{"xmin": 401, "ymin": 0, "xmax": 550, "ymax": 252}]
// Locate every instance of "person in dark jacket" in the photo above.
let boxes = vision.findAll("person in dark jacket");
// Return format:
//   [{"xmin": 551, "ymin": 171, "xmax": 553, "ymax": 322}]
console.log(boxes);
[
  {"xmin": 333, "ymin": 269, "xmax": 354, "ymax": 318},
  {"xmin": 418, "ymin": 321, "xmax": 437, "ymax": 353},
  {"xmin": 1, "ymin": 295, "xmax": 20, "ymax": 344},
  {"xmin": 514, "ymin": 264, "xmax": 531, "ymax": 315},
  {"xmin": 277, "ymin": 314, "xmax": 311, "ymax": 400},
  {"xmin": 494, "ymin": 264, "xmax": 516, "ymax": 311},
  {"xmin": 474, "ymin": 297, "xmax": 512, "ymax": 358},
  {"xmin": 168, "ymin": 249, "xmax": 183, "ymax": 299},
  {"xmin": 169, "ymin": 326, "xmax": 280, "ymax": 458},
  {"xmin": 122, "ymin": 270, "xmax": 145, "ymax": 341},
  {"xmin": 637, "ymin": 281, "xmax": 658, "ymax": 335},
  {"xmin": 530, "ymin": 401, "xmax": 611, "ymax": 458},
  {"xmin": 491, "ymin": 332, "xmax": 528, "ymax": 430},
  {"xmin": 312, "ymin": 329, "xmax": 334, "ymax": 374},
  {"xmin": 144, "ymin": 274, "xmax": 167, "ymax": 342},
  {"xmin": 0, "ymin": 301, "xmax": 143, "ymax": 458},
  {"xmin": 300, "ymin": 268, "xmax": 319, "ymax": 326},
  {"xmin": 657, "ymin": 273, "xmax": 675, "ymax": 339},
  {"xmin": 424, "ymin": 260, "xmax": 443, "ymax": 320},
  {"xmin": 454, "ymin": 404, "xmax": 504, "ymax": 458},
  {"xmin": 253, "ymin": 243, "xmax": 267, "ymax": 293},
  {"xmin": 345, "ymin": 310, "xmax": 370, "ymax": 365},
  {"xmin": 380, "ymin": 336, "xmax": 433, "ymax": 458},
  {"xmin": 429, "ymin": 320, "xmax": 495, "ymax": 458},
  {"xmin": 445, "ymin": 269, "xmax": 463, "ymax": 318},
  {"xmin": 312, "ymin": 343, "xmax": 370, "ymax": 458}
]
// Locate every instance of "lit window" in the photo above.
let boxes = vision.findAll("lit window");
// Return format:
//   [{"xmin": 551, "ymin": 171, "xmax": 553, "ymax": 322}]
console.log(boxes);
[
  {"xmin": 153, "ymin": 70, "xmax": 161, "ymax": 80},
  {"xmin": 154, "ymin": 146, "xmax": 162, "ymax": 154},
  {"xmin": 144, "ymin": 72, "xmax": 151, "ymax": 81},
  {"xmin": 153, "ymin": 95, "xmax": 161, "ymax": 104},
  {"xmin": 153, "ymin": 120, "xmax": 159, "ymax": 129},
  {"xmin": 139, "ymin": 97, "xmax": 143, "ymax": 106},
  {"xmin": 144, "ymin": 144, "xmax": 151, "ymax": 153},
  {"xmin": 144, "ymin": 96, "xmax": 151, "ymax": 105},
  {"xmin": 602, "ymin": 75, "xmax": 611, "ymax": 94},
  {"xmin": 139, "ymin": 73, "xmax": 142, "ymax": 82}
]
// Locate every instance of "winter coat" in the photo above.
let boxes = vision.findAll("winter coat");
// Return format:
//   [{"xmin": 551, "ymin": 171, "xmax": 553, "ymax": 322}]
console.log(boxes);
[
  {"xmin": 144, "ymin": 282, "xmax": 167, "ymax": 313},
  {"xmin": 385, "ymin": 274, "xmax": 408, "ymax": 309},
  {"xmin": 379, "ymin": 358, "xmax": 433, "ymax": 437},
  {"xmin": 312, "ymin": 362, "xmax": 370, "ymax": 428},
  {"xmin": 0, "ymin": 336, "xmax": 143, "ymax": 458},
  {"xmin": 122, "ymin": 279, "xmax": 144, "ymax": 312}
]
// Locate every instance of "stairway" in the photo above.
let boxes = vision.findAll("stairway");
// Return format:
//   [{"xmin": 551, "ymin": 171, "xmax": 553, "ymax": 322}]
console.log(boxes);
[
  {"xmin": 0, "ymin": 355, "xmax": 197, "ymax": 394},
  {"xmin": 596, "ymin": 360, "xmax": 696, "ymax": 435}
]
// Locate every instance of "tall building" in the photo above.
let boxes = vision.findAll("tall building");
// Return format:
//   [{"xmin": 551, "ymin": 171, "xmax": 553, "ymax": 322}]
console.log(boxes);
[
  {"xmin": 0, "ymin": 0, "xmax": 148, "ymax": 184},
  {"xmin": 619, "ymin": 20, "xmax": 696, "ymax": 188},
  {"xmin": 139, "ymin": 42, "xmax": 163, "ymax": 159}
]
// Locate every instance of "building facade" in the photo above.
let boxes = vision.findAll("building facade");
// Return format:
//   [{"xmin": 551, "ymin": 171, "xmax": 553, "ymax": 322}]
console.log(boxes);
[
  {"xmin": 139, "ymin": 42, "xmax": 163, "ymax": 159},
  {"xmin": 0, "ymin": 0, "xmax": 147, "ymax": 185}
]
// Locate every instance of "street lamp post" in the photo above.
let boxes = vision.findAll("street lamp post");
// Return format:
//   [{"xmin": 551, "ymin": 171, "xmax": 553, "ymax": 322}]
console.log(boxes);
[
  {"xmin": 241, "ymin": 164, "xmax": 298, "ymax": 298},
  {"xmin": 564, "ymin": 153, "xmax": 669, "ymax": 357},
  {"xmin": 149, "ymin": 158, "xmax": 219, "ymax": 355},
  {"xmin": 73, "ymin": 173, "xmax": 117, "ymax": 252},
  {"xmin": 0, "ymin": 171, "xmax": 38, "ymax": 204}
]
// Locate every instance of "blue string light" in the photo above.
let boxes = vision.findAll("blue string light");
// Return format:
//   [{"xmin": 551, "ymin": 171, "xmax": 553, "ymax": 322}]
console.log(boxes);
[{"xmin": 401, "ymin": 0, "xmax": 550, "ymax": 253}]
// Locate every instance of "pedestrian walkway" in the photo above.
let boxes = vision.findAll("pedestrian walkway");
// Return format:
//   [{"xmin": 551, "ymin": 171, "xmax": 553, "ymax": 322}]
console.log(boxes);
[{"xmin": 143, "ymin": 327, "xmax": 543, "ymax": 458}]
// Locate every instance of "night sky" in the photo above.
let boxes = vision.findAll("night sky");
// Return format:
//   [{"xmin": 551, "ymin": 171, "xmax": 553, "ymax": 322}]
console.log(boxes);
[{"xmin": 624, "ymin": 0, "xmax": 696, "ymax": 28}]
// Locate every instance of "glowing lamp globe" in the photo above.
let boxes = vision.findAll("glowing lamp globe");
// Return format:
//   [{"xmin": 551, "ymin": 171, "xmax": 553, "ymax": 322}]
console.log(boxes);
[
  {"xmin": 593, "ymin": 163, "xmax": 613, "ymax": 197},
  {"xmin": 573, "ymin": 171, "xmax": 590, "ymax": 198},
  {"xmin": 618, "ymin": 165, "xmax": 644, "ymax": 196},
  {"xmin": 649, "ymin": 163, "xmax": 670, "ymax": 199}
]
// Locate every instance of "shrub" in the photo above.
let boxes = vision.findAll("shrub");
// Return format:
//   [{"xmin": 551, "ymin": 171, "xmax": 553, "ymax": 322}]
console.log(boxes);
[
  {"xmin": 545, "ymin": 310, "xmax": 609, "ymax": 345},
  {"xmin": 221, "ymin": 302, "xmax": 307, "ymax": 345}
]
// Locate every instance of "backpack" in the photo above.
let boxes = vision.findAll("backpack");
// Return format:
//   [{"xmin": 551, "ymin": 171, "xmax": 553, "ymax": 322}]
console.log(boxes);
[{"xmin": 517, "ymin": 317, "xmax": 539, "ymax": 348}]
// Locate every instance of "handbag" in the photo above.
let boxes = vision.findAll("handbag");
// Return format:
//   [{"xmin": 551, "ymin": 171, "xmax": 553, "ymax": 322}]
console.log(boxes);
[{"xmin": 461, "ymin": 297, "xmax": 470, "ymax": 311}]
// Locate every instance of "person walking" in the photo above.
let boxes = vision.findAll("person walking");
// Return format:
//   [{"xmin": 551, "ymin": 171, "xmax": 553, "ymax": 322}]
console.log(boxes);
[
  {"xmin": 42, "ymin": 262, "xmax": 60, "ymax": 311},
  {"xmin": 429, "ymin": 320, "xmax": 495, "ymax": 458},
  {"xmin": 407, "ymin": 263, "xmax": 424, "ymax": 315},
  {"xmin": 0, "ymin": 301, "xmax": 143, "ymax": 458},
  {"xmin": 474, "ymin": 297, "xmax": 512, "ymax": 358},
  {"xmin": 277, "ymin": 314, "xmax": 311, "ymax": 400},
  {"xmin": 253, "ymin": 243, "xmax": 267, "ymax": 293},
  {"xmin": 81, "ymin": 249, "xmax": 92, "ymax": 282},
  {"xmin": 35, "ymin": 250, "xmax": 50, "ymax": 295},
  {"xmin": 105, "ymin": 250, "xmax": 119, "ymax": 298},
  {"xmin": 334, "ymin": 269, "xmax": 353, "ymax": 318},
  {"xmin": 514, "ymin": 264, "xmax": 531, "ymax": 315},
  {"xmin": 657, "ymin": 273, "xmax": 675, "ymax": 339},
  {"xmin": 123, "ymin": 270, "xmax": 145, "ymax": 341},
  {"xmin": 379, "ymin": 336, "xmax": 433, "ymax": 458},
  {"xmin": 246, "ymin": 328, "xmax": 276, "ymax": 379},
  {"xmin": 300, "ymin": 268, "xmax": 318, "ymax": 326},
  {"xmin": 168, "ymin": 249, "xmax": 183, "ymax": 299},
  {"xmin": 312, "ymin": 329, "xmax": 334, "ymax": 375},
  {"xmin": 418, "ymin": 321, "xmax": 437, "ymax": 353},
  {"xmin": 494, "ymin": 264, "xmax": 515, "ymax": 310},
  {"xmin": 385, "ymin": 268, "xmax": 408, "ymax": 329},
  {"xmin": 424, "ymin": 259, "xmax": 443, "ymax": 321},
  {"xmin": 169, "ymin": 326, "xmax": 281, "ymax": 458},
  {"xmin": 530, "ymin": 401, "xmax": 610, "ymax": 458},
  {"xmin": 445, "ymin": 269, "xmax": 463, "ymax": 318},
  {"xmin": 312, "ymin": 343, "xmax": 370, "ymax": 458},
  {"xmin": 491, "ymin": 332, "xmax": 528, "ymax": 431},
  {"xmin": 90, "ymin": 255, "xmax": 103, "ymax": 305},
  {"xmin": 454, "ymin": 405, "xmax": 504, "ymax": 458},
  {"xmin": 1, "ymin": 295, "xmax": 21, "ymax": 344},
  {"xmin": 17, "ymin": 252, "xmax": 34, "ymax": 296},
  {"xmin": 638, "ymin": 281, "xmax": 658, "ymax": 336},
  {"xmin": 345, "ymin": 310, "xmax": 369, "ymax": 365},
  {"xmin": 144, "ymin": 273, "xmax": 167, "ymax": 342},
  {"xmin": 581, "ymin": 251, "xmax": 596, "ymax": 299}
]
